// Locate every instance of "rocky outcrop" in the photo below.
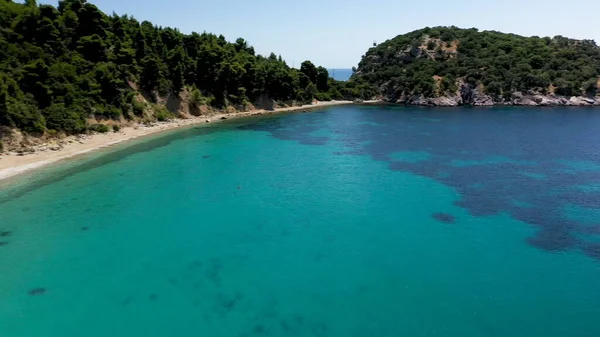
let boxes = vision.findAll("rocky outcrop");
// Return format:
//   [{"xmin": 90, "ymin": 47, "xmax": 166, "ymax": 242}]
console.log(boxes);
[{"xmin": 385, "ymin": 86, "xmax": 600, "ymax": 107}]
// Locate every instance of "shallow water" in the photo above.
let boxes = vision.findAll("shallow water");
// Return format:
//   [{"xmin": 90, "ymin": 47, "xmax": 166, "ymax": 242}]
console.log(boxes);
[{"xmin": 1, "ymin": 105, "xmax": 600, "ymax": 336}]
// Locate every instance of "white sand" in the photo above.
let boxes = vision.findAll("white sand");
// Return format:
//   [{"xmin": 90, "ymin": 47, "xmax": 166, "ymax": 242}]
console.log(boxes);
[{"xmin": 0, "ymin": 101, "xmax": 360, "ymax": 182}]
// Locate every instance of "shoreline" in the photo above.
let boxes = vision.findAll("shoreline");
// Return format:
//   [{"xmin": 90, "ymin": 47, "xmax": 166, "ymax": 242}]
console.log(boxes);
[{"xmin": 0, "ymin": 100, "xmax": 362, "ymax": 182}]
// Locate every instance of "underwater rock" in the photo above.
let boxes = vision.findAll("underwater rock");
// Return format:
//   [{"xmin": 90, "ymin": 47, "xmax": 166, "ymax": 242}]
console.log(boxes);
[
  {"xmin": 28, "ymin": 287, "xmax": 46, "ymax": 296},
  {"xmin": 432, "ymin": 212, "xmax": 456, "ymax": 224}
]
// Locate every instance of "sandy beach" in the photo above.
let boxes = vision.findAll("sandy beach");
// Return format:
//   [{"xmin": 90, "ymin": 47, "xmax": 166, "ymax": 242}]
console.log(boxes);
[{"xmin": 0, "ymin": 101, "xmax": 363, "ymax": 182}]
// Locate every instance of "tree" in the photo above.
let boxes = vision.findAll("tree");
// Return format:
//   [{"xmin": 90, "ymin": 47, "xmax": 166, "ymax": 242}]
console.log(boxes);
[
  {"xmin": 0, "ymin": 0, "xmax": 353, "ymax": 135},
  {"xmin": 353, "ymin": 26, "xmax": 600, "ymax": 99},
  {"xmin": 300, "ymin": 61, "xmax": 317, "ymax": 84},
  {"xmin": 316, "ymin": 66, "xmax": 329, "ymax": 92},
  {"xmin": 76, "ymin": 34, "xmax": 106, "ymax": 62},
  {"xmin": 140, "ymin": 56, "xmax": 162, "ymax": 91}
]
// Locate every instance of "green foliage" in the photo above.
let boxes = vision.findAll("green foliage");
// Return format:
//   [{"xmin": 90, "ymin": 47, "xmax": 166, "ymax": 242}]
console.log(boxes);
[
  {"xmin": 300, "ymin": 61, "xmax": 317, "ymax": 84},
  {"xmin": 485, "ymin": 81, "xmax": 503, "ymax": 96},
  {"xmin": 0, "ymin": 0, "xmax": 355, "ymax": 134},
  {"xmin": 354, "ymin": 26, "xmax": 600, "ymax": 98},
  {"xmin": 314, "ymin": 92, "xmax": 331, "ymax": 101},
  {"xmin": 153, "ymin": 104, "xmax": 172, "ymax": 121},
  {"xmin": 189, "ymin": 87, "xmax": 208, "ymax": 107},
  {"xmin": 316, "ymin": 66, "xmax": 329, "ymax": 92},
  {"xmin": 112, "ymin": 124, "xmax": 120, "ymax": 132},
  {"xmin": 132, "ymin": 100, "xmax": 145, "ymax": 116},
  {"xmin": 44, "ymin": 103, "xmax": 86, "ymax": 133},
  {"xmin": 88, "ymin": 123, "xmax": 109, "ymax": 133}
]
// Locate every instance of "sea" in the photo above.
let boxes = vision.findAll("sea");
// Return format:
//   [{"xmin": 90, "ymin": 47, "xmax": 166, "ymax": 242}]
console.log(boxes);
[
  {"xmin": 328, "ymin": 68, "xmax": 353, "ymax": 81},
  {"xmin": 1, "ymin": 105, "xmax": 600, "ymax": 337}
]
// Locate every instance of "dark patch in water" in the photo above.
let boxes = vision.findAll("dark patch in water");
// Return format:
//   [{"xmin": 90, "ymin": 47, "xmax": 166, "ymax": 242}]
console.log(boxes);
[
  {"xmin": 280, "ymin": 319, "xmax": 292, "ymax": 333},
  {"xmin": 582, "ymin": 243, "xmax": 600, "ymax": 260},
  {"xmin": 205, "ymin": 259, "xmax": 223, "ymax": 287},
  {"xmin": 81, "ymin": 227, "xmax": 89, "ymax": 231},
  {"xmin": 239, "ymin": 106, "xmax": 600, "ymax": 261},
  {"xmin": 28, "ymin": 287, "xmax": 46, "ymax": 296},
  {"xmin": 0, "ymin": 231, "xmax": 12, "ymax": 237},
  {"xmin": 121, "ymin": 295, "xmax": 135, "ymax": 306},
  {"xmin": 168, "ymin": 278, "xmax": 179, "ymax": 285},
  {"xmin": 149, "ymin": 293, "xmax": 159, "ymax": 302},
  {"xmin": 314, "ymin": 252, "xmax": 325, "ymax": 262},
  {"xmin": 187, "ymin": 260, "xmax": 203, "ymax": 270},
  {"xmin": 202, "ymin": 155, "xmax": 211, "ymax": 159},
  {"xmin": 432, "ymin": 212, "xmax": 456, "ymax": 224},
  {"xmin": 252, "ymin": 324, "xmax": 267, "ymax": 335},
  {"xmin": 21, "ymin": 207, "xmax": 31, "ymax": 212},
  {"xmin": 0, "ymin": 241, "xmax": 9, "ymax": 246},
  {"xmin": 216, "ymin": 291, "xmax": 244, "ymax": 312},
  {"xmin": 312, "ymin": 322, "xmax": 329, "ymax": 336}
]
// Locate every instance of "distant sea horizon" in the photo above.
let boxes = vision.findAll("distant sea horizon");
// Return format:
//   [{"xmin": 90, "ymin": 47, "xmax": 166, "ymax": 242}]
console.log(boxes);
[{"xmin": 328, "ymin": 68, "xmax": 353, "ymax": 81}]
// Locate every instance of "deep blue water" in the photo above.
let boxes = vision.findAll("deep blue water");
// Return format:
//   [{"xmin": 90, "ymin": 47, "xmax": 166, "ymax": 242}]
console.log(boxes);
[{"xmin": 1, "ymin": 105, "xmax": 600, "ymax": 336}]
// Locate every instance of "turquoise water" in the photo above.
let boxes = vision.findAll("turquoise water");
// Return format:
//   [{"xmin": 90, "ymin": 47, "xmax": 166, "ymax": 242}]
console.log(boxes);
[{"xmin": 1, "ymin": 106, "xmax": 600, "ymax": 336}]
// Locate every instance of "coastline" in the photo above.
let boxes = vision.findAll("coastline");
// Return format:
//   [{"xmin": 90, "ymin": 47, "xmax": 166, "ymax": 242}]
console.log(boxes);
[
  {"xmin": 386, "ymin": 92, "xmax": 600, "ymax": 107},
  {"xmin": 0, "ymin": 100, "xmax": 361, "ymax": 182}
]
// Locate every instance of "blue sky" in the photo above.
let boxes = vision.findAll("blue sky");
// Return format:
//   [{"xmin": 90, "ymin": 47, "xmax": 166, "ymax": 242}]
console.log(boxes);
[{"xmin": 35, "ymin": 0, "xmax": 600, "ymax": 68}]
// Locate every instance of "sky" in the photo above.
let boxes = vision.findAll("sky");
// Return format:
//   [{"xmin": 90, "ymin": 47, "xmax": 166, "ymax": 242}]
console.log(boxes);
[{"xmin": 34, "ymin": 0, "xmax": 600, "ymax": 68}]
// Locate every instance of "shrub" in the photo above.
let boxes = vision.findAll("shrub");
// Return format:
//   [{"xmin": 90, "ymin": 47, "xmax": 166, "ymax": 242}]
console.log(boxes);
[
  {"xmin": 44, "ymin": 103, "xmax": 86, "ymax": 134},
  {"xmin": 153, "ymin": 104, "xmax": 172, "ymax": 122},
  {"xmin": 88, "ymin": 124, "xmax": 110, "ymax": 133},
  {"xmin": 0, "ymin": 140, "xmax": 3, "ymax": 152},
  {"xmin": 132, "ymin": 101, "xmax": 145, "ymax": 116},
  {"xmin": 189, "ymin": 88, "xmax": 205, "ymax": 107},
  {"xmin": 314, "ymin": 92, "xmax": 332, "ymax": 101},
  {"xmin": 112, "ymin": 125, "xmax": 121, "ymax": 132}
]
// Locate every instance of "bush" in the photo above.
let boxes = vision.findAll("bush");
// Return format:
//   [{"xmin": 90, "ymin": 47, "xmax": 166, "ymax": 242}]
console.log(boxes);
[
  {"xmin": 153, "ymin": 104, "xmax": 172, "ymax": 121},
  {"xmin": 328, "ymin": 89, "xmax": 343, "ymax": 100},
  {"xmin": 112, "ymin": 124, "xmax": 121, "ymax": 132},
  {"xmin": 44, "ymin": 103, "xmax": 86, "ymax": 134},
  {"xmin": 88, "ymin": 124, "xmax": 110, "ymax": 133},
  {"xmin": 132, "ymin": 101, "xmax": 145, "ymax": 116},
  {"xmin": 189, "ymin": 88, "xmax": 205, "ymax": 107},
  {"xmin": 485, "ymin": 81, "xmax": 503, "ymax": 95},
  {"xmin": 314, "ymin": 92, "xmax": 332, "ymax": 101},
  {"xmin": 0, "ymin": 140, "xmax": 3, "ymax": 152}
]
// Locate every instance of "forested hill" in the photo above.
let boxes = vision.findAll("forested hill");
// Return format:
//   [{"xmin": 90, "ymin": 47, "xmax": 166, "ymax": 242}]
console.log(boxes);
[
  {"xmin": 0, "ymin": 0, "xmax": 372, "ymax": 136},
  {"xmin": 354, "ymin": 26, "xmax": 600, "ymax": 106}
]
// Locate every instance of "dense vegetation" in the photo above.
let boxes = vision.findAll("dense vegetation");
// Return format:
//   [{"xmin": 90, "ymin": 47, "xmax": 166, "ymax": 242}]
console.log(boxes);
[
  {"xmin": 354, "ymin": 26, "xmax": 600, "ymax": 99},
  {"xmin": 0, "ymin": 0, "xmax": 372, "ymax": 135}
]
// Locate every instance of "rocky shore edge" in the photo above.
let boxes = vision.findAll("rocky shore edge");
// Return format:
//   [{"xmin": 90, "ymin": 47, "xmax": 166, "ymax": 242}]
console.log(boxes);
[{"xmin": 387, "ymin": 84, "xmax": 600, "ymax": 107}]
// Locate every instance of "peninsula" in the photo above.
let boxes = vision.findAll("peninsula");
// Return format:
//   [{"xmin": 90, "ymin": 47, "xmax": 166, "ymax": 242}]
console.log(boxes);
[{"xmin": 353, "ymin": 26, "xmax": 600, "ymax": 106}]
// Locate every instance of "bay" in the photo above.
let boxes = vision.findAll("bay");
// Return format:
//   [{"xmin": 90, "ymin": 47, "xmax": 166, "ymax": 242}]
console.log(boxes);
[{"xmin": 1, "ymin": 105, "xmax": 600, "ymax": 337}]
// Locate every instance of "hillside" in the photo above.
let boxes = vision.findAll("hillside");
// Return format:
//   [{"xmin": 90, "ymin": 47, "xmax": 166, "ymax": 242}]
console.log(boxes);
[
  {"xmin": 353, "ymin": 26, "xmax": 600, "ymax": 106},
  {"xmin": 0, "ymin": 0, "xmax": 373, "ymax": 144}
]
